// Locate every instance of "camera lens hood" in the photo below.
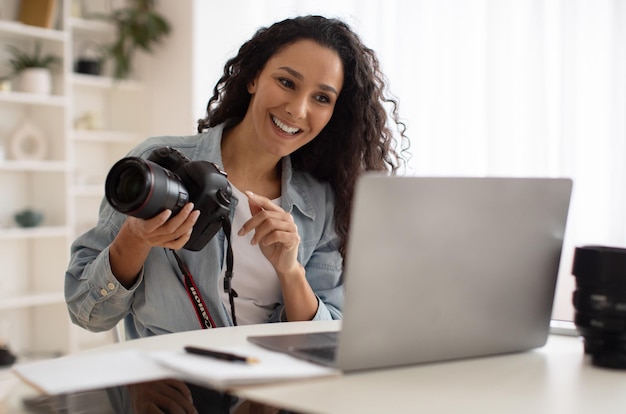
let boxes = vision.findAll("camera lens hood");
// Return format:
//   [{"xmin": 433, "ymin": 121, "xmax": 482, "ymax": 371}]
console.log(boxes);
[{"xmin": 572, "ymin": 245, "xmax": 626, "ymax": 286}]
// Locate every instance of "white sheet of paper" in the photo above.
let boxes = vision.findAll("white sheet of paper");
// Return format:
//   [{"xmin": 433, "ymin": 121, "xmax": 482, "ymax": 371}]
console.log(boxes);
[
  {"xmin": 149, "ymin": 343, "xmax": 340, "ymax": 389},
  {"xmin": 12, "ymin": 350, "xmax": 178, "ymax": 395},
  {"xmin": 11, "ymin": 344, "xmax": 339, "ymax": 396}
]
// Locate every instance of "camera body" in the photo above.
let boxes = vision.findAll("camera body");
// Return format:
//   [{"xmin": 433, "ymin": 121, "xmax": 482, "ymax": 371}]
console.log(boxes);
[
  {"xmin": 572, "ymin": 245, "xmax": 626, "ymax": 369},
  {"xmin": 105, "ymin": 146, "xmax": 232, "ymax": 251}
]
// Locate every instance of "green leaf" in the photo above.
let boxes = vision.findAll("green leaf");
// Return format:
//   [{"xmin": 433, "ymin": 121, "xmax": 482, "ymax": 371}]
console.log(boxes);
[
  {"xmin": 5, "ymin": 41, "xmax": 60, "ymax": 74},
  {"xmin": 103, "ymin": 0, "xmax": 171, "ymax": 78}
]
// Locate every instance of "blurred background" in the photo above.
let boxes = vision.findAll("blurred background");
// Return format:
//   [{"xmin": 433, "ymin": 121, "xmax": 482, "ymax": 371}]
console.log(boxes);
[{"xmin": 0, "ymin": 0, "xmax": 623, "ymax": 358}]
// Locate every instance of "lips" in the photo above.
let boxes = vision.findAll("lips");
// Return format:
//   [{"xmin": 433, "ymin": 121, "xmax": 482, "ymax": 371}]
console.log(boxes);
[{"xmin": 271, "ymin": 116, "xmax": 301, "ymax": 135}]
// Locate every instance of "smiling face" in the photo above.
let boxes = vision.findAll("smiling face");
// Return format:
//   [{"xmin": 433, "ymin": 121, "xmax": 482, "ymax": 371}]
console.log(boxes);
[{"xmin": 243, "ymin": 39, "xmax": 344, "ymax": 159}]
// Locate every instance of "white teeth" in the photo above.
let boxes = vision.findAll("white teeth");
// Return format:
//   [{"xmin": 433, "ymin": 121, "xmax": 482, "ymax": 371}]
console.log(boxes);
[{"xmin": 272, "ymin": 116, "xmax": 300, "ymax": 135}]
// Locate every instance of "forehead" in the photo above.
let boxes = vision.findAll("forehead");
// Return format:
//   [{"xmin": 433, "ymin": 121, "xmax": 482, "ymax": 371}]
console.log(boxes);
[{"xmin": 265, "ymin": 39, "xmax": 344, "ymax": 91}]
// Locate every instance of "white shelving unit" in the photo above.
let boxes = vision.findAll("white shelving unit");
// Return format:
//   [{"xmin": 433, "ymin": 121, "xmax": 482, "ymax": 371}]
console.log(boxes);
[{"xmin": 0, "ymin": 0, "xmax": 147, "ymax": 357}]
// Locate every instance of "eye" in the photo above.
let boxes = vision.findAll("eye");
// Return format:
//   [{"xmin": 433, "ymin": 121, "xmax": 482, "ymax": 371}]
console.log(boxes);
[
  {"xmin": 278, "ymin": 77, "xmax": 295, "ymax": 89},
  {"xmin": 315, "ymin": 94, "xmax": 331, "ymax": 104}
]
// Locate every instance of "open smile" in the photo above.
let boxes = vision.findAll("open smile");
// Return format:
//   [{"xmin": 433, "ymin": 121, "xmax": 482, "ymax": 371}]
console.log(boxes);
[{"xmin": 271, "ymin": 116, "xmax": 301, "ymax": 136}]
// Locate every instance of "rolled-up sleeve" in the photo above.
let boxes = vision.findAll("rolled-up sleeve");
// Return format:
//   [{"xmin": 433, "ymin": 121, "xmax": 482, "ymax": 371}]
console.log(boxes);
[
  {"xmin": 64, "ymin": 205, "xmax": 141, "ymax": 332},
  {"xmin": 305, "ymin": 240, "xmax": 344, "ymax": 321}
]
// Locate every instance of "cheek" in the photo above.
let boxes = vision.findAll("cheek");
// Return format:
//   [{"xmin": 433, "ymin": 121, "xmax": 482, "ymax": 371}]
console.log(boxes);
[
  {"xmin": 250, "ymin": 85, "xmax": 279, "ymax": 114},
  {"xmin": 311, "ymin": 108, "xmax": 335, "ymax": 132}
]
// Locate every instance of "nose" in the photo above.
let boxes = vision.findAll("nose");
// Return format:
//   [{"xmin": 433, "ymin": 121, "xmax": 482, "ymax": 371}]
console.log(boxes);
[{"xmin": 285, "ymin": 93, "xmax": 307, "ymax": 119}]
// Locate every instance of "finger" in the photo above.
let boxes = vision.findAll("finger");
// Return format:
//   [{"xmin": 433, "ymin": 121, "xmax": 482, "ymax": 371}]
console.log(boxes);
[
  {"xmin": 162, "ymin": 209, "xmax": 200, "ymax": 241},
  {"xmin": 159, "ymin": 203, "xmax": 195, "ymax": 234},
  {"xmin": 142, "ymin": 208, "xmax": 173, "ymax": 232},
  {"xmin": 130, "ymin": 381, "xmax": 196, "ymax": 414},
  {"xmin": 128, "ymin": 203, "xmax": 193, "ymax": 241},
  {"xmin": 238, "ymin": 209, "xmax": 284, "ymax": 239},
  {"xmin": 250, "ymin": 217, "xmax": 297, "ymax": 246},
  {"xmin": 245, "ymin": 191, "xmax": 282, "ymax": 213},
  {"xmin": 142, "ymin": 209, "xmax": 199, "ymax": 250},
  {"xmin": 126, "ymin": 210, "xmax": 171, "ymax": 238},
  {"xmin": 257, "ymin": 228, "xmax": 300, "ymax": 249},
  {"xmin": 163, "ymin": 379, "xmax": 194, "ymax": 402},
  {"xmin": 151, "ymin": 381, "xmax": 196, "ymax": 414}
]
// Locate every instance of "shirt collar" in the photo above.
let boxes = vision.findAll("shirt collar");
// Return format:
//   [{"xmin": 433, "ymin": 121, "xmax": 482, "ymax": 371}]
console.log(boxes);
[
  {"xmin": 280, "ymin": 156, "xmax": 316, "ymax": 221},
  {"xmin": 200, "ymin": 122, "xmax": 317, "ymax": 222}
]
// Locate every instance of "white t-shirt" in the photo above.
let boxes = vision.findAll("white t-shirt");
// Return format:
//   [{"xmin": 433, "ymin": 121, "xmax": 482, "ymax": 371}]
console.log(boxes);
[{"xmin": 218, "ymin": 185, "xmax": 282, "ymax": 325}]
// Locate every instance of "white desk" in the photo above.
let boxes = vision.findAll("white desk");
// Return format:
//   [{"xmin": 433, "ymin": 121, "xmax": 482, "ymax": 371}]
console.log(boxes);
[{"xmin": 8, "ymin": 320, "xmax": 626, "ymax": 414}]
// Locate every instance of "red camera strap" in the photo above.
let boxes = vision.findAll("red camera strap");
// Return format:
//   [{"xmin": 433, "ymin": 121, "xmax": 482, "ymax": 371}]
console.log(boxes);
[
  {"xmin": 172, "ymin": 250, "xmax": 216, "ymax": 329},
  {"xmin": 170, "ymin": 217, "xmax": 238, "ymax": 329}
]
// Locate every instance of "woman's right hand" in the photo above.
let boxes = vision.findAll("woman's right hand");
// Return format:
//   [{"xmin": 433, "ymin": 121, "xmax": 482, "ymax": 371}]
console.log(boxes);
[
  {"xmin": 128, "ymin": 379, "xmax": 198, "ymax": 414},
  {"xmin": 110, "ymin": 203, "xmax": 200, "ymax": 288},
  {"xmin": 125, "ymin": 202, "xmax": 200, "ymax": 250}
]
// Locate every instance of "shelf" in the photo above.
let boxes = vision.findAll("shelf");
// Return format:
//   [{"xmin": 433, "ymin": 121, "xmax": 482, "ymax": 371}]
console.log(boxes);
[
  {"xmin": 71, "ymin": 73, "xmax": 142, "ymax": 91},
  {"xmin": 0, "ymin": 91, "xmax": 67, "ymax": 107},
  {"xmin": 71, "ymin": 184, "xmax": 104, "ymax": 197},
  {"xmin": 0, "ymin": 226, "xmax": 69, "ymax": 240},
  {"xmin": 73, "ymin": 129, "xmax": 141, "ymax": 143},
  {"xmin": 0, "ymin": 292, "xmax": 65, "ymax": 310},
  {"xmin": 68, "ymin": 17, "xmax": 115, "ymax": 35},
  {"xmin": 0, "ymin": 0, "xmax": 154, "ymax": 356},
  {"xmin": 0, "ymin": 20, "xmax": 67, "ymax": 43},
  {"xmin": 0, "ymin": 161, "xmax": 68, "ymax": 172}
]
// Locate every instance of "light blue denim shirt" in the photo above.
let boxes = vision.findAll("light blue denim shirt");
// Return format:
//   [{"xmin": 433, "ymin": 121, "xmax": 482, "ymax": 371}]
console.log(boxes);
[{"xmin": 65, "ymin": 123, "xmax": 344, "ymax": 339}]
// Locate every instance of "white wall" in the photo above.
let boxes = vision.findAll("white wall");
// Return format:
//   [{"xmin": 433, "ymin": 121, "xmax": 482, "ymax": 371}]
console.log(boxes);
[
  {"xmin": 143, "ymin": 0, "xmax": 195, "ymax": 137},
  {"xmin": 150, "ymin": 1, "xmax": 626, "ymax": 324},
  {"xmin": 191, "ymin": 0, "xmax": 387, "ymax": 126}
]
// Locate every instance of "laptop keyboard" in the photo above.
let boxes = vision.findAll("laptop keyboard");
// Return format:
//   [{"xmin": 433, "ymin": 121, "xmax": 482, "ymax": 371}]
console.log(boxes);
[{"xmin": 295, "ymin": 345, "xmax": 337, "ymax": 363}]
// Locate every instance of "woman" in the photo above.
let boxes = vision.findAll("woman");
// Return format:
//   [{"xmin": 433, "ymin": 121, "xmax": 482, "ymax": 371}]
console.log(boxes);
[{"xmin": 66, "ymin": 15, "xmax": 407, "ymax": 413}]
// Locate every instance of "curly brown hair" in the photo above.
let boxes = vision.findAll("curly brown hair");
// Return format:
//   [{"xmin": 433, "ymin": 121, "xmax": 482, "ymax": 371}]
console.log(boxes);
[{"xmin": 198, "ymin": 15, "xmax": 408, "ymax": 258}]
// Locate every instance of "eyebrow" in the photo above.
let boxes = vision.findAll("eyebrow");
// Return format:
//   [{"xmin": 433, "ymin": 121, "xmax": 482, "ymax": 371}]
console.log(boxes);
[{"xmin": 278, "ymin": 66, "xmax": 339, "ymax": 96}]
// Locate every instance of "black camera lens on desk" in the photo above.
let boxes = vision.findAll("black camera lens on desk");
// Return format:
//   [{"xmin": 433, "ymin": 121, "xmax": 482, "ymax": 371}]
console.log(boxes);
[
  {"xmin": 572, "ymin": 245, "xmax": 626, "ymax": 369},
  {"xmin": 105, "ymin": 146, "xmax": 232, "ymax": 251}
]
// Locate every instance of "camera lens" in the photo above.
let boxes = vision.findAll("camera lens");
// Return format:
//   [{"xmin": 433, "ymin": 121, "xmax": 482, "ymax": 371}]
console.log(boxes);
[
  {"xmin": 115, "ymin": 166, "xmax": 146, "ymax": 204},
  {"xmin": 105, "ymin": 157, "xmax": 190, "ymax": 219},
  {"xmin": 572, "ymin": 245, "xmax": 626, "ymax": 369}
]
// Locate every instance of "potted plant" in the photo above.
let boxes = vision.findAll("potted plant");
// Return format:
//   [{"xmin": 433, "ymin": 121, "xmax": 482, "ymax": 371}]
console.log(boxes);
[
  {"xmin": 6, "ymin": 42, "xmax": 60, "ymax": 94},
  {"xmin": 96, "ymin": 0, "xmax": 170, "ymax": 79}
]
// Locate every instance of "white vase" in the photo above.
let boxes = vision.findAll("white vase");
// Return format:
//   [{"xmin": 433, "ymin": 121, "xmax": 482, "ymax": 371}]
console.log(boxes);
[{"xmin": 15, "ymin": 68, "xmax": 52, "ymax": 94}]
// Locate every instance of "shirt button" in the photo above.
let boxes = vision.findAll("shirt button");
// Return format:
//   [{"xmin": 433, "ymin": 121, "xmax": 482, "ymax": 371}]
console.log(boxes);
[
  {"xmin": 107, "ymin": 282, "xmax": 115, "ymax": 290},
  {"xmin": 100, "ymin": 288, "xmax": 108, "ymax": 296}
]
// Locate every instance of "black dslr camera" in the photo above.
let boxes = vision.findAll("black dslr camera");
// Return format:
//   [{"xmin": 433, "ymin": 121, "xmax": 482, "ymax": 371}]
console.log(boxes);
[
  {"xmin": 572, "ymin": 245, "xmax": 626, "ymax": 369},
  {"xmin": 104, "ymin": 146, "xmax": 232, "ymax": 251}
]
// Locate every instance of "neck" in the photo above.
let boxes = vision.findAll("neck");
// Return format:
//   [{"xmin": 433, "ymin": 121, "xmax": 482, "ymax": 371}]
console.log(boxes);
[{"xmin": 221, "ymin": 123, "xmax": 281, "ymax": 198}]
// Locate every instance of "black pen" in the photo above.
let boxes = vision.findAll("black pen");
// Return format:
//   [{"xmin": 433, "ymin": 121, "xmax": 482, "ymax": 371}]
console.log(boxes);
[{"xmin": 184, "ymin": 346, "xmax": 260, "ymax": 364}]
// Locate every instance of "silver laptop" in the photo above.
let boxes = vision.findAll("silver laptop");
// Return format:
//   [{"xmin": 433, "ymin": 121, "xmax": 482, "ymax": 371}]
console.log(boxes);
[{"xmin": 248, "ymin": 175, "xmax": 573, "ymax": 372}]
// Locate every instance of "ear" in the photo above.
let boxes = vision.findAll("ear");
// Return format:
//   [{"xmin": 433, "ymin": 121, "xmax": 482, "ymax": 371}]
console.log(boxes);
[{"xmin": 247, "ymin": 78, "xmax": 257, "ymax": 94}]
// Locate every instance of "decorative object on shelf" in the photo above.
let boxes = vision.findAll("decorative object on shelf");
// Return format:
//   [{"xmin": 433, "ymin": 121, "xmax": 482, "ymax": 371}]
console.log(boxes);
[
  {"xmin": 96, "ymin": 0, "xmax": 171, "ymax": 79},
  {"xmin": 14, "ymin": 208, "xmax": 44, "ymax": 228},
  {"xmin": 8, "ymin": 121, "xmax": 48, "ymax": 161},
  {"xmin": 0, "ymin": 77, "xmax": 11, "ymax": 92},
  {"xmin": 14, "ymin": 67, "xmax": 52, "ymax": 94},
  {"xmin": 6, "ymin": 42, "xmax": 60, "ymax": 94},
  {"xmin": 0, "ymin": 343, "xmax": 16, "ymax": 367},
  {"xmin": 18, "ymin": 0, "xmax": 57, "ymax": 29},
  {"xmin": 70, "ymin": 0, "xmax": 82, "ymax": 18},
  {"xmin": 75, "ymin": 58, "xmax": 101, "ymax": 76},
  {"xmin": 74, "ymin": 111, "xmax": 102, "ymax": 130},
  {"xmin": 74, "ymin": 41, "xmax": 105, "ymax": 76}
]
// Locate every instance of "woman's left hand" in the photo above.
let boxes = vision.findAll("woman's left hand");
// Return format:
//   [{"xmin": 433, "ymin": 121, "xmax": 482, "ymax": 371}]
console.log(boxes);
[
  {"xmin": 238, "ymin": 191, "xmax": 300, "ymax": 277},
  {"xmin": 240, "ymin": 191, "xmax": 319, "ymax": 321}
]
